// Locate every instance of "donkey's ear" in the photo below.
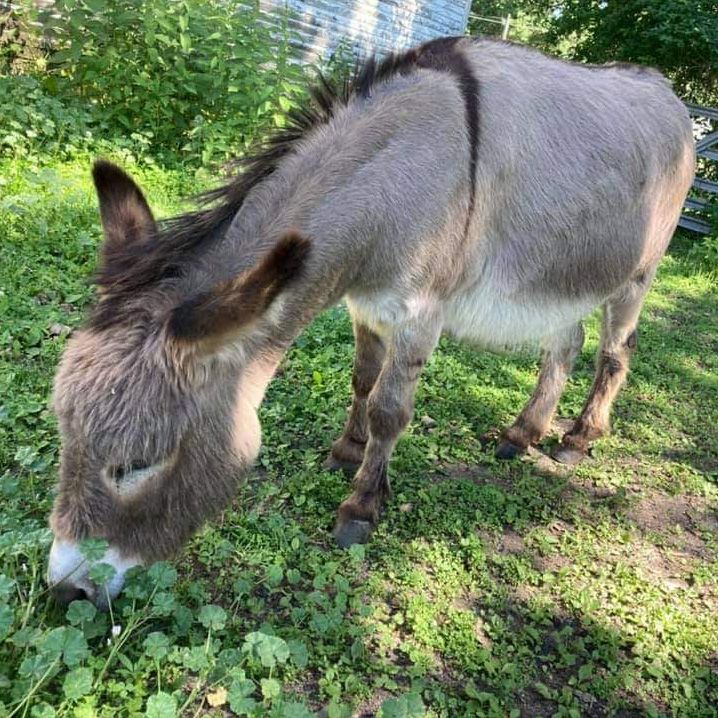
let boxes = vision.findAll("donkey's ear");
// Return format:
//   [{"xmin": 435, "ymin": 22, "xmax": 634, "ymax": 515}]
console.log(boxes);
[
  {"xmin": 92, "ymin": 159, "xmax": 156, "ymax": 253},
  {"xmin": 167, "ymin": 232, "xmax": 311, "ymax": 352}
]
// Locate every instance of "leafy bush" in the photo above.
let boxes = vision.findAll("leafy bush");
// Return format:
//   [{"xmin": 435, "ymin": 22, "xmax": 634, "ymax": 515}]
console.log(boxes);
[
  {"xmin": 0, "ymin": 0, "xmax": 315, "ymax": 165},
  {"xmin": 38, "ymin": 0, "xmax": 308, "ymax": 164},
  {"xmin": 0, "ymin": 75, "xmax": 93, "ymax": 157},
  {"xmin": 0, "ymin": 0, "xmax": 46, "ymax": 75},
  {"xmin": 534, "ymin": 0, "xmax": 718, "ymax": 104},
  {"xmin": 688, "ymin": 205, "xmax": 718, "ymax": 274},
  {"xmin": 0, "ymin": 0, "xmax": 357, "ymax": 167}
]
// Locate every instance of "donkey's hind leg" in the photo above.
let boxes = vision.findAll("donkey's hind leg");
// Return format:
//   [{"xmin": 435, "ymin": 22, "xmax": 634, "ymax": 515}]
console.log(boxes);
[
  {"xmin": 334, "ymin": 312, "xmax": 442, "ymax": 547},
  {"xmin": 496, "ymin": 322, "xmax": 585, "ymax": 459},
  {"xmin": 326, "ymin": 320, "xmax": 386, "ymax": 472},
  {"xmin": 552, "ymin": 275, "xmax": 651, "ymax": 465}
]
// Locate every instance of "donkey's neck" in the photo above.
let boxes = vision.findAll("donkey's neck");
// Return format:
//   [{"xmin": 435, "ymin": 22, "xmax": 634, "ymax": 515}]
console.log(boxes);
[
  {"xmin": 191, "ymin": 72, "xmax": 466, "ymax": 359},
  {"xmin": 195, "ymin": 82, "xmax": 438, "ymax": 310}
]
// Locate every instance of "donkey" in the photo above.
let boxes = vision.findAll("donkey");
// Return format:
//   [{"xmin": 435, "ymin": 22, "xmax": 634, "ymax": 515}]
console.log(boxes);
[{"xmin": 47, "ymin": 36, "xmax": 694, "ymax": 606}]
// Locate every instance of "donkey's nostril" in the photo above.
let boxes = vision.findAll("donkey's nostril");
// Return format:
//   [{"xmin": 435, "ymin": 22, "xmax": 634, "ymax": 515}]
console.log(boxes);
[{"xmin": 51, "ymin": 581, "xmax": 88, "ymax": 606}]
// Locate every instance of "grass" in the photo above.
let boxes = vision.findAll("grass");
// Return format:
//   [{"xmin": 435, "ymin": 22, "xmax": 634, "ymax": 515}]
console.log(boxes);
[{"xmin": 1, "ymin": 155, "xmax": 717, "ymax": 718}]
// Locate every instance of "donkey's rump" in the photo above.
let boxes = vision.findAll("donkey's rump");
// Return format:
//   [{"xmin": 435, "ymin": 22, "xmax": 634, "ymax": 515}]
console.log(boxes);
[{"xmin": 465, "ymin": 39, "xmax": 692, "ymax": 300}]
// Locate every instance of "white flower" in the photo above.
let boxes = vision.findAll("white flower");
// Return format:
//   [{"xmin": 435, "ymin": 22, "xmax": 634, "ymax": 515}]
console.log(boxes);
[{"xmin": 111, "ymin": 624, "xmax": 122, "ymax": 637}]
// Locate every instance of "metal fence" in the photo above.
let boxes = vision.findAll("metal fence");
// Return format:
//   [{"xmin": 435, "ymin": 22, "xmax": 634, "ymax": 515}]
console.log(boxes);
[{"xmin": 679, "ymin": 103, "xmax": 718, "ymax": 234}]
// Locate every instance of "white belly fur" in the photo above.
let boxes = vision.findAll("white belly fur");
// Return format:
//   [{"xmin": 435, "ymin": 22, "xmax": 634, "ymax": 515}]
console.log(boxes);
[
  {"xmin": 443, "ymin": 281, "xmax": 598, "ymax": 348},
  {"xmin": 347, "ymin": 282, "xmax": 598, "ymax": 348}
]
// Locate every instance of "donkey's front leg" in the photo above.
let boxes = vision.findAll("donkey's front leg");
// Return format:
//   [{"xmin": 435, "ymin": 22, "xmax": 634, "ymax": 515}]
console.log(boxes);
[
  {"xmin": 326, "ymin": 320, "xmax": 386, "ymax": 472},
  {"xmin": 333, "ymin": 313, "xmax": 442, "ymax": 547}
]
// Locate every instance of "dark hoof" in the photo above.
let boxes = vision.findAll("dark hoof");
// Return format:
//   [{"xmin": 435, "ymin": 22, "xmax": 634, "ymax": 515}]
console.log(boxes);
[
  {"xmin": 495, "ymin": 439, "xmax": 525, "ymax": 460},
  {"xmin": 333, "ymin": 518, "xmax": 373, "ymax": 548},
  {"xmin": 551, "ymin": 443, "xmax": 586, "ymax": 465},
  {"xmin": 323, "ymin": 454, "xmax": 361, "ymax": 473}
]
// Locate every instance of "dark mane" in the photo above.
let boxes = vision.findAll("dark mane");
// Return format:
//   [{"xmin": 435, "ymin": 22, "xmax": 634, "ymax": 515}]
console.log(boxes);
[{"xmin": 89, "ymin": 36, "xmax": 478, "ymax": 331}]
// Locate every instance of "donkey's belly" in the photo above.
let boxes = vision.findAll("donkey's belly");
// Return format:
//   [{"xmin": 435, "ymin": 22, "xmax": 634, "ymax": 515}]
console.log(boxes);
[{"xmin": 443, "ymin": 283, "xmax": 597, "ymax": 348}]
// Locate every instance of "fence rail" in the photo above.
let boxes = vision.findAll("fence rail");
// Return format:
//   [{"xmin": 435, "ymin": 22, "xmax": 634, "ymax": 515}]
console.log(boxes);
[{"xmin": 679, "ymin": 103, "xmax": 718, "ymax": 234}]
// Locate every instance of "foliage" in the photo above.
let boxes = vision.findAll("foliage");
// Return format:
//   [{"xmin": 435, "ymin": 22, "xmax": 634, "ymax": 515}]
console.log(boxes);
[
  {"xmin": 687, "ymin": 204, "xmax": 718, "ymax": 274},
  {"xmin": 0, "ymin": 0, "xmax": 313, "ymax": 165},
  {"xmin": 41, "ymin": 0, "xmax": 308, "ymax": 164},
  {"xmin": 0, "ymin": 75, "xmax": 93, "ymax": 157},
  {"xmin": 0, "ymin": 0, "xmax": 47, "ymax": 75},
  {"xmin": 468, "ymin": 0, "xmax": 549, "ymax": 44},
  {"xmin": 472, "ymin": 1, "xmax": 718, "ymax": 103},
  {"xmin": 535, "ymin": 0, "xmax": 718, "ymax": 103},
  {"xmin": 1, "ymin": 156, "xmax": 718, "ymax": 716}
]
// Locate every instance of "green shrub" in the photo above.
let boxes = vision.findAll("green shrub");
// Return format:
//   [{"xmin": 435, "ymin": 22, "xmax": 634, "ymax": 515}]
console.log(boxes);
[
  {"xmin": 688, "ymin": 205, "xmax": 718, "ymax": 275},
  {"xmin": 0, "ymin": 75, "xmax": 93, "ymax": 157},
  {"xmin": 41, "ymin": 0, "xmax": 309, "ymax": 164},
  {"xmin": 0, "ymin": 1, "xmax": 46, "ymax": 75}
]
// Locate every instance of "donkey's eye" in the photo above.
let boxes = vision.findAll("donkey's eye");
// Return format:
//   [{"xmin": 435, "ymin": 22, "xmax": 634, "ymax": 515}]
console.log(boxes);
[
  {"xmin": 104, "ymin": 461, "xmax": 162, "ymax": 496},
  {"xmin": 103, "ymin": 452, "xmax": 176, "ymax": 497},
  {"xmin": 108, "ymin": 462, "xmax": 150, "ymax": 482}
]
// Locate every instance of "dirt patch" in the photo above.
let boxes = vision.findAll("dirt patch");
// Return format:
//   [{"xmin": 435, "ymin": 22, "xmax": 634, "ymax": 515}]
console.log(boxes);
[
  {"xmin": 626, "ymin": 489, "xmax": 718, "ymax": 560},
  {"xmin": 629, "ymin": 542, "xmax": 692, "ymax": 591},
  {"xmin": 435, "ymin": 459, "xmax": 505, "ymax": 487},
  {"xmin": 343, "ymin": 690, "xmax": 392, "ymax": 718},
  {"xmin": 499, "ymin": 528, "xmax": 526, "ymax": 555},
  {"xmin": 285, "ymin": 674, "xmax": 324, "ymax": 713},
  {"xmin": 532, "ymin": 551, "xmax": 572, "ymax": 573}
]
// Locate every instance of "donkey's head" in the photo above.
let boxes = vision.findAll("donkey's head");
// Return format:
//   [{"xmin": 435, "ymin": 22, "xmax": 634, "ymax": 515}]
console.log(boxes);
[{"xmin": 48, "ymin": 161, "xmax": 309, "ymax": 607}]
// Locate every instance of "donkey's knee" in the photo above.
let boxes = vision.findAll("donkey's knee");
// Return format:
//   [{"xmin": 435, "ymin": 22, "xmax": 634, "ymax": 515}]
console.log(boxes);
[
  {"xmin": 327, "ymin": 321, "xmax": 385, "ymax": 472},
  {"xmin": 367, "ymin": 392, "xmax": 412, "ymax": 442},
  {"xmin": 330, "ymin": 392, "xmax": 410, "ymax": 471}
]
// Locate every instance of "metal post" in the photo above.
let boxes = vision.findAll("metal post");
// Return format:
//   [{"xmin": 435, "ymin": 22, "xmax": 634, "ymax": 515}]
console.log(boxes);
[{"xmin": 502, "ymin": 13, "xmax": 511, "ymax": 40}]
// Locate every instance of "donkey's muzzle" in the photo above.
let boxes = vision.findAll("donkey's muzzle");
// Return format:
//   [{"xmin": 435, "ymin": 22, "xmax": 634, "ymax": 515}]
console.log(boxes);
[
  {"xmin": 51, "ymin": 581, "xmax": 88, "ymax": 606},
  {"xmin": 47, "ymin": 537, "xmax": 141, "ymax": 610}
]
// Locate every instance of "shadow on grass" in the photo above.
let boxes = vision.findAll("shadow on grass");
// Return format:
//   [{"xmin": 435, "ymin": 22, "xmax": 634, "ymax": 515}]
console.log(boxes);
[
  {"xmin": 272, "ymin": 250, "xmax": 718, "ymax": 716},
  {"xmin": 360, "ymin": 451, "xmax": 718, "ymax": 717}
]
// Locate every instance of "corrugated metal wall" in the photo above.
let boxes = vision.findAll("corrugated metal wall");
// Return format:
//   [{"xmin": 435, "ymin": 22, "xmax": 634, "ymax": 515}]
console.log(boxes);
[{"xmin": 258, "ymin": 0, "xmax": 472, "ymax": 61}]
